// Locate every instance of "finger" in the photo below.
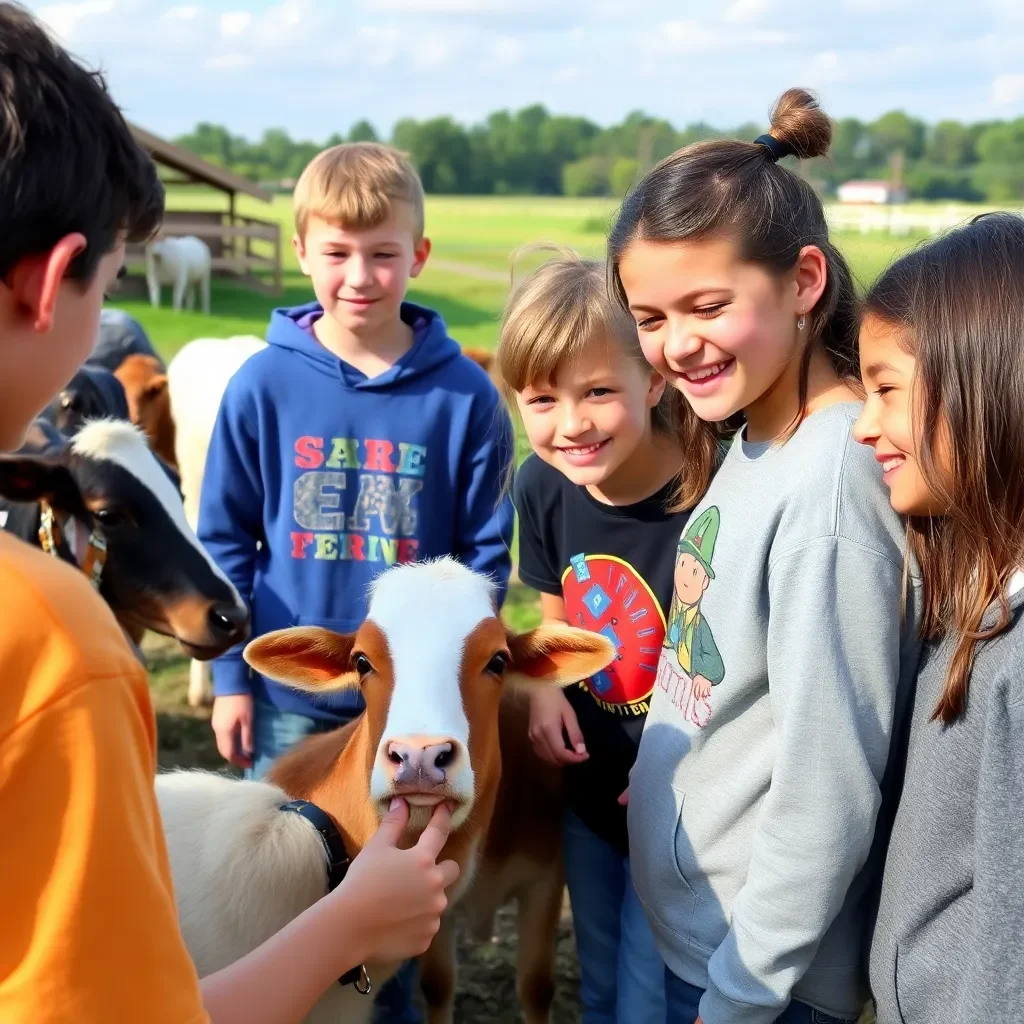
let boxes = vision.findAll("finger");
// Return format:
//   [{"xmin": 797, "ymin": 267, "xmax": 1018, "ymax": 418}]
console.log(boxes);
[
  {"xmin": 562, "ymin": 709, "xmax": 587, "ymax": 756},
  {"xmin": 617, "ymin": 786, "xmax": 629, "ymax": 806},
  {"xmin": 414, "ymin": 802, "xmax": 454, "ymax": 859},
  {"xmin": 240, "ymin": 716, "xmax": 254, "ymax": 759},
  {"xmin": 372, "ymin": 797, "xmax": 410, "ymax": 846},
  {"xmin": 436, "ymin": 858, "xmax": 461, "ymax": 889}
]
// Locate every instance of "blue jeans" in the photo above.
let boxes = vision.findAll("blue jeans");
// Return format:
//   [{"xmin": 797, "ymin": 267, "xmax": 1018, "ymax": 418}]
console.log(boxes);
[
  {"xmin": 664, "ymin": 970, "xmax": 857, "ymax": 1024},
  {"xmin": 562, "ymin": 809, "xmax": 666, "ymax": 1024},
  {"xmin": 246, "ymin": 699, "xmax": 422, "ymax": 1024}
]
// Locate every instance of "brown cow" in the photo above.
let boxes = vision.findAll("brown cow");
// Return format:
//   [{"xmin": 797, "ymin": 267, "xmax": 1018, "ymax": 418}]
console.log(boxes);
[
  {"xmin": 154, "ymin": 557, "xmax": 614, "ymax": 1024},
  {"xmin": 114, "ymin": 353, "xmax": 178, "ymax": 469}
]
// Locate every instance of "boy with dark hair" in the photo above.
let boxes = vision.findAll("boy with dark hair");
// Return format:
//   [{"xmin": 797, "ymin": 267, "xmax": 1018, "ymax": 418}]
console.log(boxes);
[{"xmin": 0, "ymin": 6, "xmax": 457, "ymax": 1021}]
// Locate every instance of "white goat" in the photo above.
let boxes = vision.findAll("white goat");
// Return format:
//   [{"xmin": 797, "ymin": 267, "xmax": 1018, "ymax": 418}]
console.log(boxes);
[{"xmin": 145, "ymin": 235, "xmax": 212, "ymax": 314}]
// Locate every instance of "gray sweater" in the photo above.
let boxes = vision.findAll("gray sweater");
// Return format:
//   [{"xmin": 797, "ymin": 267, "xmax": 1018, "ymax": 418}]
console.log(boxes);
[
  {"xmin": 869, "ymin": 575, "xmax": 1024, "ymax": 1023},
  {"xmin": 627, "ymin": 402, "xmax": 923, "ymax": 1024}
]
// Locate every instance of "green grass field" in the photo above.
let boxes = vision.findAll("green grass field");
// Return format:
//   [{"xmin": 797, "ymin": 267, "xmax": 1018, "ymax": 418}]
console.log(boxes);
[{"xmin": 112, "ymin": 191, "xmax": 968, "ymax": 360}]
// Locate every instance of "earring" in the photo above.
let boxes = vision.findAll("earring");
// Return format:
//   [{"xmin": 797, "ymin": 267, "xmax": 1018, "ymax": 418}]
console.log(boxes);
[{"xmin": 797, "ymin": 311, "xmax": 806, "ymax": 331}]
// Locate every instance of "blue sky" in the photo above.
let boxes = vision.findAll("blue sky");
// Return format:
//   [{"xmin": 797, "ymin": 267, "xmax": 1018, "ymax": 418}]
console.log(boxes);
[{"xmin": 29, "ymin": 0, "xmax": 1024, "ymax": 142}]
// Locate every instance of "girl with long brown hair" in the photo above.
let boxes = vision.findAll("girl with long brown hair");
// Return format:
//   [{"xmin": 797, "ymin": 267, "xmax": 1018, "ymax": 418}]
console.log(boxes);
[
  {"xmin": 854, "ymin": 211, "xmax": 1024, "ymax": 1023},
  {"xmin": 607, "ymin": 88, "xmax": 923, "ymax": 1024}
]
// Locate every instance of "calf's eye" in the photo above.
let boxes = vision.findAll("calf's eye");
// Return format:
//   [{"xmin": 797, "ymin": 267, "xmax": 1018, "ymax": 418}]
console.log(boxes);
[
  {"xmin": 353, "ymin": 653, "xmax": 373, "ymax": 677},
  {"xmin": 93, "ymin": 507, "xmax": 128, "ymax": 528},
  {"xmin": 485, "ymin": 652, "xmax": 509, "ymax": 676}
]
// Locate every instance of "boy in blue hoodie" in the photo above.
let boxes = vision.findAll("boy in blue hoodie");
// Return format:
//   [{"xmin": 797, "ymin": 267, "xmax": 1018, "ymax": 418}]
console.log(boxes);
[{"xmin": 197, "ymin": 141, "xmax": 515, "ymax": 1022}]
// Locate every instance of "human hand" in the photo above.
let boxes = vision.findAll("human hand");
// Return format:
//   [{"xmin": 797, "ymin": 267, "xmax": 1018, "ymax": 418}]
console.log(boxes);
[
  {"xmin": 339, "ymin": 799, "xmax": 461, "ymax": 964},
  {"xmin": 211, "ymin": 693, "xmax": 254, "ymax": 769},
  {"xmin": 692, "ymin": 675, "xmax": 712, "ymax": 701},
  {"xmin": 618, "ymin": 786, "xmax": 629, "ymax": 806},
  {"xmin": 528, "ymin": 688, "xmax": 588, "ymax": 765}
]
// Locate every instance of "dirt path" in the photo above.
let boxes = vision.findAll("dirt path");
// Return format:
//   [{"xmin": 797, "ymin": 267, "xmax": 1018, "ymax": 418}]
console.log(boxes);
[{"xmin": 429, "ymin": 258, "xmax": 509, "ymax": 283}]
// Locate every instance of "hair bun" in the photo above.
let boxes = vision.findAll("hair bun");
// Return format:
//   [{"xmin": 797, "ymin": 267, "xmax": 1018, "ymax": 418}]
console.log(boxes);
[{"xmin": 767, "ymin": 87, "xmax": 832, "ymax": 161}]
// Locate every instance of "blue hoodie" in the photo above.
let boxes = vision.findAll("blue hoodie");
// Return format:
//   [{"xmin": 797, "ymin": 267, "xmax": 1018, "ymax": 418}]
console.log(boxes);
[{"xmin": 197, "ymin": 301, "xmax": 515, "ymax": 722}]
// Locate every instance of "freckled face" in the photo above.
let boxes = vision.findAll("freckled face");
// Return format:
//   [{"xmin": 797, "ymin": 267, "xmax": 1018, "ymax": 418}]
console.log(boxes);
[{"xmin": 617, "ymin": 235, "xmax": 800, "ymax": 424}]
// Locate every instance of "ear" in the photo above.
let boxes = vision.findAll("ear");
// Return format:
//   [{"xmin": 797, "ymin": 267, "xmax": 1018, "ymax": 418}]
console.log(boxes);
[
  {"xmin": 409, "ymin": 236, "xmax": 431, "ymax": 279},
  {"xmin": 243, "ymin": 626, "xmax": 359, "ymax": 691},
  {"xmin": 646, "ymin": 368, "xmax": 667, "ymax": 408},
  {"xmin": 5, "ymin": 233, "xmax": 88, "ymax": 333},
  {"xmin": 292, "ymin": 233, "xmax": 310, "ymax": 276},
  {"xmin": 793, "ymin": 244, "xmax": 828, "ymax": 319},
  {"xmin": 0, "ymin": 453, "xmax": 81, "ymax": 510},
  {"xmin": 505, "ymin": 624, "xmax": 616, "ymax": 691}
]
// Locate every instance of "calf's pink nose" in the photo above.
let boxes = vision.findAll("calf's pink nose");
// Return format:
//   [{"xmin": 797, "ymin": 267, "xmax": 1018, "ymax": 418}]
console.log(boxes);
[{"xmin": 387, "ymin": 738, "xmax": 456, "ymax": 789}]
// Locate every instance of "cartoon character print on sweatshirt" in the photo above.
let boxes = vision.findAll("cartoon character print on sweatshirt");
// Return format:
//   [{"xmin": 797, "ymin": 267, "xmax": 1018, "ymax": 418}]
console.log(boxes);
[
  {"xmin": 289, "ymin": 435, "xmax": 427, "ymax": 564},
  {"xmin": 657, "ymin": 506, "xmax": 725, "ymax": 728},
  {"xmin": 560, "ymin": 553, "xmax": 666, "ymax": 716}
]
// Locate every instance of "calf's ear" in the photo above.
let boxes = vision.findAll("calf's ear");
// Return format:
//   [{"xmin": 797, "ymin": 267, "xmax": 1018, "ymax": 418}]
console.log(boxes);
[
  {"xmin": 505, "ymin": 624, "xmax": 616, "ymax": 691},
  {"xmin": 243, "ymin": 626, "xmax": 359, "ymax": 691},
  {"xmin": 0, "ymin": 454, "xmax": 82, "ymax": 511}
]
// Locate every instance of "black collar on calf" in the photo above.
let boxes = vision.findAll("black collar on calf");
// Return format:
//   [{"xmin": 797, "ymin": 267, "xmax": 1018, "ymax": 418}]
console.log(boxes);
[{"xmin": 279, "ymin": 799, "xmax": 372, "ymax": 995}]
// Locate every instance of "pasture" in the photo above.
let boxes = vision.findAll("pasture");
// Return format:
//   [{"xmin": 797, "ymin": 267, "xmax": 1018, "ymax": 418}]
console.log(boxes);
[{"xmin": 127, "ymin": 193, "xmax": 946, "ymax": 1022}]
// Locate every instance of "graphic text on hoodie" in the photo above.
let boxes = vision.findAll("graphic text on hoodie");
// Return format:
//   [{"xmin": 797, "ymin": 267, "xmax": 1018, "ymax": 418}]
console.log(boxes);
[{"xmin": 290, "ymin": 434, "xmax": 428, "ymax": 563}]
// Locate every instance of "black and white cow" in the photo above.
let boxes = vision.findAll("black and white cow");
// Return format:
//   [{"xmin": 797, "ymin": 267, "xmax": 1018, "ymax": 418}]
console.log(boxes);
[{"xmin": 0, "ymin": 418, "xmax": 248, "ymax": 659}]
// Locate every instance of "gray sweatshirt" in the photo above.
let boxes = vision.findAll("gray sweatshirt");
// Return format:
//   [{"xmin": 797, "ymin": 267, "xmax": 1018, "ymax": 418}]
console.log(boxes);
[
  {"xmin": 627, "ymin": 402, "xmax": 922, "ymax": 1024},
  {"xmin": 869, "ymin": 574, "xmax": 1024, "ymax": 1023}
]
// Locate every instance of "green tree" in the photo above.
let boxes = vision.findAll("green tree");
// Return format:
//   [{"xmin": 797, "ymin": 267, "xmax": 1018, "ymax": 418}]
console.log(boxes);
[
  {"xmin": 348, "ymin": 119, "xmax": 379, "ymax": 143},
  {"xmin": 869, "ymin": 110, "xmax": 926, "ymax": 160},
  {"xmin": 926, "ymin": 120, "xmax": 975, "ymax": 168},
  {"xmin": 610, "ymin": 157, "xmax": 641, "ymax": 196},
  {"xmin": 562, "ymin": 156, "xmax": 610, "ymax": 197}
]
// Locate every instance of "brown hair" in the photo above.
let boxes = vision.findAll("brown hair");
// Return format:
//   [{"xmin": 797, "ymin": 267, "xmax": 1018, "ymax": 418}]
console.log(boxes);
[
  {"xmin": 864, "ymin": 211, "xmax": 1024, "ymax": 723},
  {"xmin": 0, "ymin": 2, "xmax": 163, "ymax": 284},
  {"xmin": 293, "ymin": 141, "xmax": 425, "ymax": 239},
  {"xmin": 607, "ymin": 87, "xmax": 860, "ymax": 505},
  {"xmin": 497, "ymin": 246, "xmax": 686, "ymax": 438}
]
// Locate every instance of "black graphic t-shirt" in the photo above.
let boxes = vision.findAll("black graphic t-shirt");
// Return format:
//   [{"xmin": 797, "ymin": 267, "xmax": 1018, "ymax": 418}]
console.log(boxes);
[{"xmin": 513, "ymin": 453, "xmax": 691, "ymax": 854}]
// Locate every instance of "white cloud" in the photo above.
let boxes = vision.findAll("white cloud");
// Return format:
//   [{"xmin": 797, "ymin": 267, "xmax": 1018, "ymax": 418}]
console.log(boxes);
[
  {"xmin": 219, "ymin": 11, "xmax": 251, "ymax": 37},
  {"xmin": 415, "ymin": 33, "xmax": 456, "ymax": 69},
  {"xmin": 36, "ymin": 0, "xmax": 114, "ymax": 42},
  {"xmin": 357, "ymin": 25, "xmax": 400, "ymax": 67},
  {"xmin": 992, "ymin": 72, "xmax": 1024, "ymax": 106},
  {"xmin": 725, "ymin": 0, "xmax": 776, "ymax": 23},
  {"xmin": 204, "ymin": 53, "xmax": 250, "ymax": 71},
  {"xmin": 653, "ymin": 18, "xmax": 790, "ymax": 53},
  {"xmin": 552, "ymin": 64, "xmax": 580, "ymax": 84},
  {"xmin": 493, "ymin": 35, "xmax": 522, "ymax": 65},
  {"xmin": 162, "ymin": 5, "xmax": 197, "ymax": 20}
]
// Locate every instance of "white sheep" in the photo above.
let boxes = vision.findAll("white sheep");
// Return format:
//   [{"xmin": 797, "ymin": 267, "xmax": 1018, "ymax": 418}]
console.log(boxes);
[{"xmin": 145, "ymin": 235, "xmax": 212, "ymax": 314}]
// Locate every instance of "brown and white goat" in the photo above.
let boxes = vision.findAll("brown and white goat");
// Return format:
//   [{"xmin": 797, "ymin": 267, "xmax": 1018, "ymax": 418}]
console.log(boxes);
[{"xmin": 154, "ymin": 557, "xmax": 614, "ymax": 1024}]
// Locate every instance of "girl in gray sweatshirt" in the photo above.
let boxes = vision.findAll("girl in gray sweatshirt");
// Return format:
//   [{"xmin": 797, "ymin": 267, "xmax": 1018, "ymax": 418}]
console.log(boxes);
[
  {"xmin": 608, "ymin": 87, "xmax": 923, "ymax": 1024},
  {"xmin": 856, "ymin": 212, "xmax": 1024, "ymax": 1023}
]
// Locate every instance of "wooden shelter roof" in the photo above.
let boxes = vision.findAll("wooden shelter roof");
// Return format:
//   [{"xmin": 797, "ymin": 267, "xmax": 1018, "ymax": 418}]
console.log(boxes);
[{"xmin": 129, "ymin": 123, "xmax": 273, "ymax": 203}]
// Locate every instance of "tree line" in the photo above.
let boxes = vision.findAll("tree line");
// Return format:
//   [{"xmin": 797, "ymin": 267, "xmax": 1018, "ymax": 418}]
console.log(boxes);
[{"xmin": 174, "ymin": 106, "xmax": 1024, "ymax": 201}]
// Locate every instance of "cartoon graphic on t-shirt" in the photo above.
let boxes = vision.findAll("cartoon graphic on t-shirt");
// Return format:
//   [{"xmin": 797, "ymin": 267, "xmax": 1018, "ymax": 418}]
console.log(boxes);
[
  {"xmin": 658, "ymin": 506, "xmax": 725, "ymax": 728},
  {"xmin": 561, "ymin": 553, "xmax": 667, "ymax": 716}
]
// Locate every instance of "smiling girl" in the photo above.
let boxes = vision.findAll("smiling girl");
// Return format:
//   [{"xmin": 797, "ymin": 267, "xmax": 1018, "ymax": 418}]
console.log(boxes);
[
  {"xmin": 497, "ymin": 249, "xmax": 700, "ymax": 1023},
  {"xmin": 855, "ymin": 212, "xmax": 1024, "ymax": 1024},
  {"xmin": 608, "ymin": 89, "xmax": 923, "ymax": 1024}
]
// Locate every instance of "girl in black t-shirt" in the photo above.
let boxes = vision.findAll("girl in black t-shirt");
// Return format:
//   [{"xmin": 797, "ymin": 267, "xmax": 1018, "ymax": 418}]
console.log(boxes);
[{"xmin": 496, "ymin": 247, "xmax": 695, "ymax": 1024}]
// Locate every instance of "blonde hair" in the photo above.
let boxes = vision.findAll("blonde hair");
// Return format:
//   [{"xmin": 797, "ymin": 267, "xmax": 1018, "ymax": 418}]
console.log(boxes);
[
  {"xmin": 497, "ymin": 245, "xmax": 684, "ymax": 437},
  {"xmin": 293, "ymin": 141, "xmax": 425, "ymax": 239}
]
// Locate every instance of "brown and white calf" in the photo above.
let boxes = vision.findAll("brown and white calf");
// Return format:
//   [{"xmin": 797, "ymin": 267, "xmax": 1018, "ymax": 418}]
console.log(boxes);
[{"xmin": 154, "ymin": 557, "xmax": 614, "ymax": 1024}]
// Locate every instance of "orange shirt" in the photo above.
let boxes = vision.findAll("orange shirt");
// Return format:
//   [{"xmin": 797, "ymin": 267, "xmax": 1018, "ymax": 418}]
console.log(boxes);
[{"xmin": 0, "ymin": 533, "xmax": 209, "ymax": 1022}]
